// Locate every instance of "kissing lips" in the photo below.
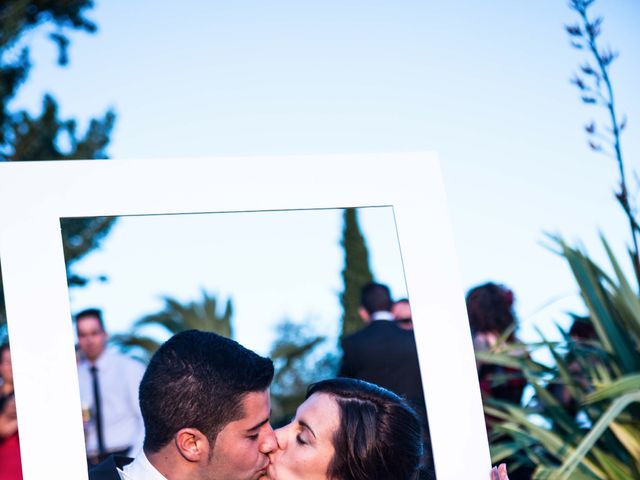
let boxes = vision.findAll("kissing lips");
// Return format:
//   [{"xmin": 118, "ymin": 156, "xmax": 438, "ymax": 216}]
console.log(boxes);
[{"xmin": 256, "ymin": 460, "xmax": 271, "ymax": 479}]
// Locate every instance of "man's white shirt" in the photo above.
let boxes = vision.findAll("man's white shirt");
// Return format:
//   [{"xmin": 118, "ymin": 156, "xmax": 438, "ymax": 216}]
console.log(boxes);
[
  {"xmin": 77, "ymin": 348, "xmax": 146, "ymax": 456},
  {"xmin": 370, "ymin": 311, "xmax": 395, "ymax": 321},
  {"xmin": 119, "ymin": 453, "xmax": 167, "ymax": 480}
]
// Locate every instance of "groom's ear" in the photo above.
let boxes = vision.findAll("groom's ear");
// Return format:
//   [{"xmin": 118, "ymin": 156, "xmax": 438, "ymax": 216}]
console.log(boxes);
[{"xmin": 174, "ymin": 428, "xmax": 210, "ymax": 462}]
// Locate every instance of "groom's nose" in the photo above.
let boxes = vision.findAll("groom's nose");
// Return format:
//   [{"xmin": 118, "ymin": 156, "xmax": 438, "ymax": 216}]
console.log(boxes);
[{"xmin": 259, "ymin": 423, "xmax": 278, "ymax": 454}]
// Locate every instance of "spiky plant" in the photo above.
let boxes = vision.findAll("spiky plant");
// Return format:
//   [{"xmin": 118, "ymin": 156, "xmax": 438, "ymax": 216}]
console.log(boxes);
[
  {"xmin": 482, "ymin": 236, "xmax": 640, "ymax": 479},
  {"xmin": 481, "ymin": 2, "xmax": 640, "ymax": 476}
]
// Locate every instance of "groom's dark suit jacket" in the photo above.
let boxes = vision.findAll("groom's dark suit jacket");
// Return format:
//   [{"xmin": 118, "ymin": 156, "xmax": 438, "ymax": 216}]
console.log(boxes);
[
  {"xmin": 88, "ymin": 455, "xmax": 133, "ymax": 480},
  {"xmin": 338, "ymin": 319, "xmax": 428, "ymax": 427}
]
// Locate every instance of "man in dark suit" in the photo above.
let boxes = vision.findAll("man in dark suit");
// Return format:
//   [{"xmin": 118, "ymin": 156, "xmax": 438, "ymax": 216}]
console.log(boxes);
[
  {"xmin": 339, "ymin": 283, "xmax": 426, "ymax": 417},
  {"xmin": 89, "ymin": 330, "xmax": 277, "ymax": 480},
  {"xmin": 339, "ymin": 282, "xmax": 434, "ymax": 479}
]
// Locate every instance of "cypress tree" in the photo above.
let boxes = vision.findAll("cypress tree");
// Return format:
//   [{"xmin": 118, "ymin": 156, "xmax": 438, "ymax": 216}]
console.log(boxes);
[{"xmin": 339, "ymin": 208, "xmax": 374, "ymax": 337}]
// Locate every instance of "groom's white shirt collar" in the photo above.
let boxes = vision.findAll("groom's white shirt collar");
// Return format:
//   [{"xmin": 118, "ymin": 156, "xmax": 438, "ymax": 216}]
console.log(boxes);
[{"xmin": 118, "ymin": 452, "xmax": 167, "ymax": 480}]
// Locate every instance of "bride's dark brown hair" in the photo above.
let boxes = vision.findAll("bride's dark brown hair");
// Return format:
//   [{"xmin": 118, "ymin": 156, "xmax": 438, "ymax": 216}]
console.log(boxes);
[{"xmin": 307, "ymin": 378, "xmax": 423, "ymax": 480}]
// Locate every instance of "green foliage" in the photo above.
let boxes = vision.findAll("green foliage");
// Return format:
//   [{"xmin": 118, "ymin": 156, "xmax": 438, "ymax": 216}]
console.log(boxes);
[
  {"xmin": 1, "ymin": 0, "xmax": 100, "ymax": 151},
  {"xmin": 339, "ymin": 208, "xmax": 373, "ymax": 337},
  {"xmin": 0, "ymin": 1, "xmax": 96, "ymax": 49},
  {"xmin": 0, "ymin": 0, "xmax": 115, "ymax": 173},
  {"xmin": 268, "ymin": 319, "xmax": 338, "ymax": 426},
  {"xmin": 111, "ymin": 291, "xmax": 234, "ymax": 363},
  {"xmin": 5, "ymin": 94, "xmax": 115, "ymax": 162},
  {"xmin": 60, "ymin": 216, "xmax": 117, "ymax": 286},
  {"xmin": 485, "ymin": 236, "xmax": 640, "ymax": 479}
]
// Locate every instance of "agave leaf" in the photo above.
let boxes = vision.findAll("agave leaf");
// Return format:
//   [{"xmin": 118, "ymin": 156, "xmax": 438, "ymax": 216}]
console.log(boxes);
[
  {"xmin": 501, "ymin": 405, "xmax": 607, "ymax": 478},
  {"xmin": 490, "ymin": 422, "xmax": 545, "ymax": 466},
  {"xmin": 497, "ymin": 402, "xmax": 615, "ymax": 478},
  {"xmin": 585, "ymin": 374, "xmax": 640, "ymax": 403},
  {"xmin": 534, "ymin": 465, "xmax": 598, "ymax": 480},
  {"xmin": 553, "ymin": 238, "xmax": 639, "ymax": 369},
  {"xmin": 558, "ymin": 242, "xmax": 613, "ymax": 353},
  {"xmin": 490, "ymin": 441, "xmax": 530, "ymax": 463},
  {"xmin": 538, "ymin": 327, "xmax": 585, "ymax": 401},
  {"xmin": 553, "ymin": 391, "xmax": 640, "ymax": 478},
  {"xmin": 525, "ymin": 375, "xmax": 582, "ymax": 439},
  {"xmin": 608, "ymin": 295, "xmax": 640, "ymax": 341},
  {"xmin": 542, "ymin": 232, "xmax": 566, "ymax": 256},
  {"xmin": 591, "ymin": 448, "xmax": 633, "ymax": 479},
  {"xmin": 589, "ymin": 360, "xmax": 614, "ymax": 386},
  {"xmin": 600, "ymin": 235, "xmax": 640, "ymax": 324},
  {"xmin": 491, "ymin": 420, "xmax": 535, "ymax": 444},
  {"xmin": 475, "ymin": 350, "xmax": 550, "ymax": 374},
  {"xmin": 608, "ymin": 421, "xmax": 640, "ymax": 466},
  {"xmin": 496, "ymin": 323, "xmax": 517, "ymax": 344},
  {"xmin": 484, "ymin": 405, "xmax": 513, "ymax": 422},
  {"xmin": 551, "ymin": 361, "xmax": 584, "ymax": 402}
]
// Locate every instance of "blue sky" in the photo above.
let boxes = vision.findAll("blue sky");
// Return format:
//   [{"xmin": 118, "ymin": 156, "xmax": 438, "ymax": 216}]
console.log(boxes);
[
  {"xmin": 63, "ymin": 207, "xmax": 407, "ymax": 355},
  {"xmin": 9, "ymin": 0, "xmax": 640, "ymax": 354}
]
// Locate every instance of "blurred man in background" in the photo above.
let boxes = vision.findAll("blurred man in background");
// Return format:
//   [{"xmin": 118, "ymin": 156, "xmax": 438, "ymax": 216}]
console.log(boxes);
[
  {"xmin": 75, "ymin": 309, "xmax": 145, "ymax": 466},
  {"xmin": 392, "ymin": 297, "xmax": 413, "ymax": 330}
]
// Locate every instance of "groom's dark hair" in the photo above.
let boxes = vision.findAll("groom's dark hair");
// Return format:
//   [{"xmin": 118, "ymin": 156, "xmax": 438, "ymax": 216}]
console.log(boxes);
[{"xmin": 139, "ymin": 329, "xmax": 274, "ymax": 452}]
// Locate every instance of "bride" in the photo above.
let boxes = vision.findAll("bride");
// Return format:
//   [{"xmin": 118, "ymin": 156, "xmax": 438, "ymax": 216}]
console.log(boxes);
[{"xmin": 266, "ymin": 378, "xmax": 508, "ymax": 480}]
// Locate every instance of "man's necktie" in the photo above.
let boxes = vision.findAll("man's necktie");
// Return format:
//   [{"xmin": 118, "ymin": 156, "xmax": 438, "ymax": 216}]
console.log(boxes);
[{"xmin": 90, "ymin": 365, "xmax": 106, "ymax": 455}]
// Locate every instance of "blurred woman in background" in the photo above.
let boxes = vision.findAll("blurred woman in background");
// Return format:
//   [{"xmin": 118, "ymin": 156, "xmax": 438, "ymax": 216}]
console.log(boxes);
[{"xmin": 466, "ymin": 282, "xmax": 526, "ymax": 407}]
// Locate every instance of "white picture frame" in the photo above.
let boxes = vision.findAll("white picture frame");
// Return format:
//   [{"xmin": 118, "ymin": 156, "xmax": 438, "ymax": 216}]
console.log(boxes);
[{"xmin": 0, "ymin": 153, "xmax": 489, "ymax": 479}]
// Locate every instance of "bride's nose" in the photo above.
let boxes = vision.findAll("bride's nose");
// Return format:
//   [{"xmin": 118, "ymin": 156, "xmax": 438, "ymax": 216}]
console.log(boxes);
[{"xmin": 274, "ymin": 426, "xmax": 287, "ymax": 449}]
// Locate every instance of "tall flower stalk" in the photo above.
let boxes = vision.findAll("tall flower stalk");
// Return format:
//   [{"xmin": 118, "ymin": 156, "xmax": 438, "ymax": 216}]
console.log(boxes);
[{"xmin": 566, "ymin": 0, "xmax": 639, "ymax": 289}]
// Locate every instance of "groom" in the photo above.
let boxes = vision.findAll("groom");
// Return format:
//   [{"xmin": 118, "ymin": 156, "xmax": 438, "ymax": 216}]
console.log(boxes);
[{"xmin": 89, "ymin": 329, "xmax": 277, "ymax": 480}]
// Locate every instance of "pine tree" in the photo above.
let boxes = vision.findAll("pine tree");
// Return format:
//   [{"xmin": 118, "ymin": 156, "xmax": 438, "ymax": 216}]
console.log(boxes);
[
  {"xmin": 339, "ymin": 208, "xmax": 374, "ymax": 337},
  {"xmin": 0, "ymin": 1, "xmax": 117, "ymax": 331}
]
